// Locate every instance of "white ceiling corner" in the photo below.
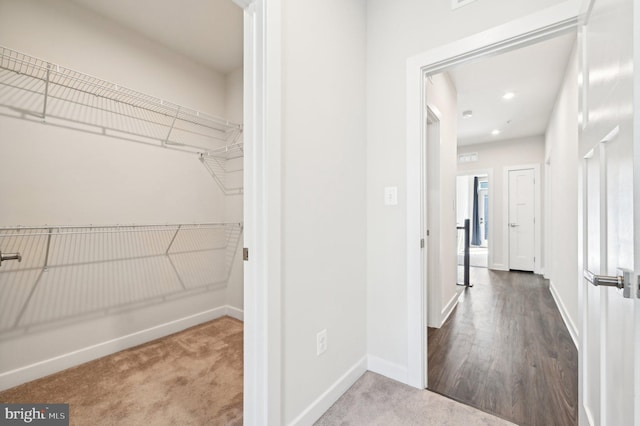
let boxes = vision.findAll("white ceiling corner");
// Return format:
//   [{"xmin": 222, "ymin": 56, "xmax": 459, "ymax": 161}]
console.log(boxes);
[
  {"xmin": 232, "ymin": 0, "xmax": 253, "ymax": 8},
  {"xmin": 70, "ymin": 0, "xmax": 243, "ymax": 74}
]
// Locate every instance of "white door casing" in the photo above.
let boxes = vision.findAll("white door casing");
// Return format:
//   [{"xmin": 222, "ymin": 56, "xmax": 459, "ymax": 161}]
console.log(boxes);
[
  {"xmin": 425, "ymin": 108, "xmax": 442, "ymax": 329},
  {"xmin": 406, "ymin": 3, "xmax": 579, "ymax": 390},
  {"xmin": 508, "ymin": 168, "xmax": 535, "ymax": 271},
  {"xmin": 579, "ymin": 0, "xmax": 639, "ymax": 423},
  {"xmin": 235, "ymin": 0, "xmax": 283, "ymax": 424}
]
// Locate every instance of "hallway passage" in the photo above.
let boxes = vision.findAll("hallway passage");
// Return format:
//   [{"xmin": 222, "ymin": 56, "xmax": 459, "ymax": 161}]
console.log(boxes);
[{"xmin": 428, "ymin": 268, "xmax": 577, "ymax": 426}]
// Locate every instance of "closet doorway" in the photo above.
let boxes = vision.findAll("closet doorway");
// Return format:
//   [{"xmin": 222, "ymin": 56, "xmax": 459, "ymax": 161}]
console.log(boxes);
[{"xmin": 0, "ymin": 1, "xmax": 252, "ymax": 424}]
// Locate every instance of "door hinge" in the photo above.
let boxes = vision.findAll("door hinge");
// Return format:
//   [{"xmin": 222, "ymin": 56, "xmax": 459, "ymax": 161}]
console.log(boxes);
[
  {"xmin": 427, "ymin": 230, "xmax": 430, "ymax": 236},
  {"xmin": 420, "ymin": 238, "xmax": 425, "ymax": 248},
  {"xmin": 243, "ymin": 248, "xmax": 249, "ymax": 261}
]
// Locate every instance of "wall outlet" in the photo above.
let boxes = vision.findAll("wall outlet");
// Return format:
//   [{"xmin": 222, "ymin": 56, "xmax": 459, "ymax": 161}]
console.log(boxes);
[{"xmin": 317, "ymin": 329, "xmax": 327, "ymax": 356}]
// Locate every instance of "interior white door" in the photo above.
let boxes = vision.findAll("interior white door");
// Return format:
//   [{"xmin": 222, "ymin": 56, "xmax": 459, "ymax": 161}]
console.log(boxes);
[
  {"xmin": 508, "ymin": 168, "xmax": 535, "ymax": 271},
  {"xmin": 580, "ymin": 0, "xmax": 639, "ymax": 423}
]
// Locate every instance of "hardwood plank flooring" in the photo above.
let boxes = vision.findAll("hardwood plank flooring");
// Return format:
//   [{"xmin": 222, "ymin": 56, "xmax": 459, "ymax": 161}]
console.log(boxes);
[{"xmin": 428, "ymin": 268, "xmax": 578, "ymax": 426}]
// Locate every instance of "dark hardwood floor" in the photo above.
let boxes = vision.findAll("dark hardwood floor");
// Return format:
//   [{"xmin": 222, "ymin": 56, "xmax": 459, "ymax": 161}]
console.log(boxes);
[{"xmin": 428, "ymin": 267, "xmax": 578, "ymax": 426}]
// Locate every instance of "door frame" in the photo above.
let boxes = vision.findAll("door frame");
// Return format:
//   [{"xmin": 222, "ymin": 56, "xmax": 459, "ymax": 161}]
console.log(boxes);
[
  {"xmin": 424, "ymin": 106, "xmax": 441, "ymax": 333},
  {"xmin": 456, "ymin": 169, "xmax": 494, "ymax": 268},
  {"xmin": 503, "ymin": 164, "xmax": 541, "ymax": 273},
  {"xmin": 234, "ymin": 0, "xmax": 283, "ymax": 424},
  {"xmin": 405, "ymin": 2, "xmax": 580, "ymax": 390}
]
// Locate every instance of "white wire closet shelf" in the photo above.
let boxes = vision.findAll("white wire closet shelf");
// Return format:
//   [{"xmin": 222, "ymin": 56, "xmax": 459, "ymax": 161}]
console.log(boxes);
[
  {"xmin": 0, "ymin": 222, "xmax": 243, "ymax": 336},
  {"xmin": 200, "ymin": 142, "xmax": 244, "ymax": 195},
  {"xmin": 0, "ymin": 46, "xmax": 242, "ymax": 153}
]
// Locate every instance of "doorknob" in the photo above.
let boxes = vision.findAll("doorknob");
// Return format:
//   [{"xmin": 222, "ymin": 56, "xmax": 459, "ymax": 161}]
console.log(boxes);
[
  {"xmin": 509, "ymin": 223, "xmax": 519, "ymax": 227},
  {"xmin": 584, "ymin": 268, "xmax": 634, "ymax": 298},
  {"xmin": 0, "ymin": 251, "xmax": 22, "ymax": 267}
]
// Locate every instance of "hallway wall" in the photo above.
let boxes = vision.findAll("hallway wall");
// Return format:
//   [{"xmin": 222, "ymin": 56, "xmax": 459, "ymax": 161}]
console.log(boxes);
[
  {"xmin": 365, "ymin": 0, "xmax": 577, "ymax": 381},
  {"xmin": 425, "ymin": 73, "xmax": 460, "ymax": 328},
  {"xmin": 544, "ymin": 40, "xmax": 579, "ymax": 344},
  {"xmin": 281, "ymin": 0, "xmax": 368, "ymax": 423}
]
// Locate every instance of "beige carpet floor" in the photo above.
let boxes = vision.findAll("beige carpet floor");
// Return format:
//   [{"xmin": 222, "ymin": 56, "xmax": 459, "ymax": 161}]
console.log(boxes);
[
  {"xmin": 0, "ymin": 316, "xmax": 243, "ymax": 425},
  {"xmin": 315, "ymin": 372, "xmax": 515, "ymax": 426}
]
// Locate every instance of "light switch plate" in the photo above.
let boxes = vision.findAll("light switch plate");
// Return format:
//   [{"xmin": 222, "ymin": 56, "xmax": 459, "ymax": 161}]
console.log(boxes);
[
  {"xmin": 384, "ymin": 186, "xmax": 398, "ymax": 206},
  {"xmin": 317, "ymin": 329, "xmax": 327, "ymax": 355}
]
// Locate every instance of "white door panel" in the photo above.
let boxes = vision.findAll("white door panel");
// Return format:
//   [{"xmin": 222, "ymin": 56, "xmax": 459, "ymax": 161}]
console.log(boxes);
[
  {"xmin": 584, "ymin": 149, "xmax": 601, "ymax": 424},
  {"xmin": 508, "ymin": 168, "xmax": 535, "ymax": 271},
  {"xmin": 580, "ymin": 0, "xmax": 638, "ymax": 422}
]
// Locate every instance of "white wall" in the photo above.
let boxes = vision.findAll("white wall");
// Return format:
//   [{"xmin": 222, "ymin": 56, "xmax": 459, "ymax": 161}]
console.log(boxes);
[
  {"xmin": 366, "ymin": 0, "xmax": 570, "ymax": 377},
  {"xmin": 458, "ymin": 136, "xmax": 545, "ymax": 270},
  {"xmin": 224, "ymin": 66, "xmax": 244, "ymax": 313},
  {"xmin": 544, "ymin": 40, "xmax": 579, "ymax": 343},
  {"xmin": 426, "ymin": 73, "xmax": 460, "ymax": 328},
  {"xmin": 456, "ymin": 176, "xmax": 471, "ymax": 226},
  {"xmin": 0, "ymin": 0, "xmax": 242, "ymax": 389},
  {"xmin": 281, "ymin": 0, "xmax": 367, "ymax": 423},
  {"xmin": 0, "ymin": 0, "xmax": 226, "ymax": 115}
]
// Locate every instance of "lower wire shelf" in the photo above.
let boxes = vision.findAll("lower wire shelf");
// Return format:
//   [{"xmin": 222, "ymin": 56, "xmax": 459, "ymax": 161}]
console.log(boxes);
[{"xmin": 0, "ymin": 222, "xmax": 243, "ymax": 336}]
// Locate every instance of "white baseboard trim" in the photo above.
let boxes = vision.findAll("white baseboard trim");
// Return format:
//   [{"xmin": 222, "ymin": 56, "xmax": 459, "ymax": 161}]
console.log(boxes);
[
  {"xmin": 490, "ymin": 263, "xmax": 508, "ymax": 271},
  {"xmin": 440, "ymin": 291, "xmax": 462, "ymax": 327},
  {"xmin": 289, "ymin": 356, "xmax": 367, "ymax": 426},
  {"xmin": 366, "ymin": 355, "xmax": 408, "ymax": 384},
  {"xmin": 548, "ymin": 280, "xmax": 578, "ymax": 349},
  {"xmin": 225, "ymin": 305, "xmax": 244, "ymax": 321},
  {"xmin": 0, "ymin": 305, "xmax": 232, "ymax": 391}
]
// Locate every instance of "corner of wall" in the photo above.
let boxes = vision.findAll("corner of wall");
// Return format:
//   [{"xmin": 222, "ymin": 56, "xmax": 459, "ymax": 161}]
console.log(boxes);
[
  {"xmin": 366, "ymin": 355, "xmax": 409, "ymax": 384},
  {"xmin": 288, "ymin": 357, "xmax": 367, "ymax": 426}
]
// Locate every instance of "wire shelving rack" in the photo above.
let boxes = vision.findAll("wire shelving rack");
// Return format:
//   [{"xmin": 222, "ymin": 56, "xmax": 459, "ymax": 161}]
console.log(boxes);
[
  {"xmin": 0, "ymin": 222, "xmax": 243, "ymax": 336},
  {"xmin": 0, "ymin": 46, "xmax": 243, "ymax": 154}
]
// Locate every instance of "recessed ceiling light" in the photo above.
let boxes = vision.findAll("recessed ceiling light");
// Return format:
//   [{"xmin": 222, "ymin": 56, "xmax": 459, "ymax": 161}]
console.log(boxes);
[
  {"xmin": 491, "ymin": 129, "xmax": 501, "ymax": 136},
  {"xmin": 503, "ymin": 92, "xmax": 515, "ymax": 100},
  {"xmin": 462, "ymin": 110, "xmax": 473, "ymax": 118}
]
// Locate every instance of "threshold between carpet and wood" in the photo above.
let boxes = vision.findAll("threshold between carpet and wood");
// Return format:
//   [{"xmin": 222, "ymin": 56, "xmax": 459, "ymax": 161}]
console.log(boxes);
[
  {"xmin": 315, "ymin": 371, "xmax": 514, "ymax": 425},
  {"xmin": 0, "ymin": 316, "xmax": 243, "ymax": 426},
  {"xmin": 428, "ymin": 267, "xmax": 578, "ymax": 426}
]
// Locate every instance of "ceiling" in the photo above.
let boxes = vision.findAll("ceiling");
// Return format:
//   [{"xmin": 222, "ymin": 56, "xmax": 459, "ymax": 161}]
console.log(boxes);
[
  {"xmin": 70, "ymin": 0, "xmax": 243, "ymax": 74},
  {"xmin": 448, "ymin": 32, "xmax": 576, "ymax": 146}
]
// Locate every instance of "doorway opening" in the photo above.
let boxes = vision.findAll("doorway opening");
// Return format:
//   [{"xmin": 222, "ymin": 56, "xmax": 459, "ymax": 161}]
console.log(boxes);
[
  {"xmin": 422, "ymin": 28, "xmax": 579, "ymax": 425},
  {"xmin": 456, "ymin": 171, "xmax": 491, "ymax": 274},
  {"xmin": 0, "ymin": 0, "xmax": 260, "ymax": 424}
]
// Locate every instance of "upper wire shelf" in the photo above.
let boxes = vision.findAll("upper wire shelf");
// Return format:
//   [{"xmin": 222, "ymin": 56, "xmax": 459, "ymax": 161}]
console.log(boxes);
[{"xmin": 0, "ymin": 46, "xmax": 242, "ymax": 153}]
